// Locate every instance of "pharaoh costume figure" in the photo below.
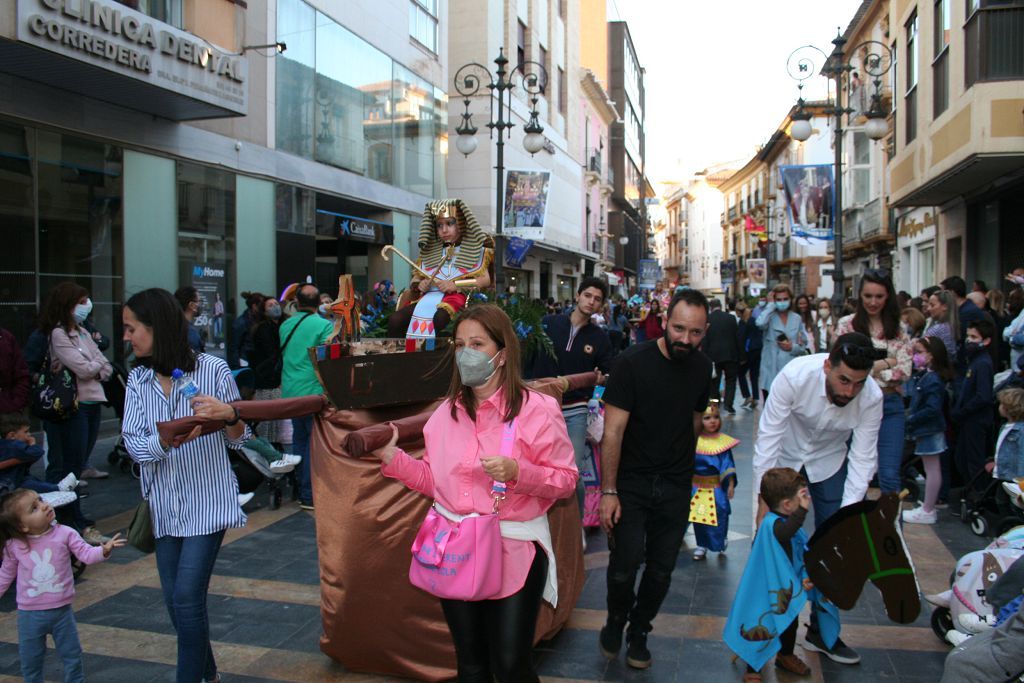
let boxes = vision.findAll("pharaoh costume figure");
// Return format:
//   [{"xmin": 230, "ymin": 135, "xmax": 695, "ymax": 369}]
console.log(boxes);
[
  {"xmin": 387, "ymin": 199, "xmax": 492, "ymax": 341},
  {"xmin": 689, "ymin": 416, "xmax": 739, "ymax": 553}
]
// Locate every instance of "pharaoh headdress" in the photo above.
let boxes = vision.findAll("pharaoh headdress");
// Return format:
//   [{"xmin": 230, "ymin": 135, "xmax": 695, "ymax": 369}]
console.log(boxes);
[{"xmin": 417, "ymin": 199, "xmax": 491, "ymax": 275}]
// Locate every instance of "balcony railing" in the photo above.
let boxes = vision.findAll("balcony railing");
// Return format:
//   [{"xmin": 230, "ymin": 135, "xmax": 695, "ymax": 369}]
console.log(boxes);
[
  {"xmin": 588, "ymin": 151, "xmax": 602, "ymax": 175},
  {"xmin": 966, "ymin": 5, "xmax": 1024, "ymax": 86}
]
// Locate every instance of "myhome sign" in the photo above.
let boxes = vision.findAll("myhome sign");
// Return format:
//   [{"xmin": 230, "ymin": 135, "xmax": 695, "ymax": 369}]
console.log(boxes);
[{"xmin": 17, "ymin": 0, "xmax": 248, "ymax": 115}]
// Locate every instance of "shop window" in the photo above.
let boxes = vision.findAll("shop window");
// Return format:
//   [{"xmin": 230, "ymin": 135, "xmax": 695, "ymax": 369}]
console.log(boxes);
[
  {"xmin": 115, "ymin": 0, "xmax": 183, "ymax": 28},
  {"xmin": 276, "ymin": 0, "xmax": 316, "ymax": 159},
  {"xmin": 315, "ymin": 14, "xmax": 394, "ymax": 181},
  {"xmin": 177, "ymin": 162, "xmax": 235, "ymax": 358},
  {"xmin": 394, "ymin": 64, "xmax": 436, "ymax": 195},
  {"xmin": 37, "ymin": 131, "xmax": 124, "ymax": 352},
  {"xmin": 0, "ymin": 123, "xmax": 36, "ymax": 342},
  {"xmin": 409, "ymin": 0, "xmax": 438, "ymax": 53}
]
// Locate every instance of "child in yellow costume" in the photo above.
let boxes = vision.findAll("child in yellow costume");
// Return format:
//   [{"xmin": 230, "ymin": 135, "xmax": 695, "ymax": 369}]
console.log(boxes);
[{"xmin": 689, "ymin": 402, "xmax": 739, "ymax": 560}]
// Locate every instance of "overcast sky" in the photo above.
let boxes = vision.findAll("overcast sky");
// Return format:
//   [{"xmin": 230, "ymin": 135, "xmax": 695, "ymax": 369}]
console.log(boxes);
[{"xmin": 608, "ymin": 0, "xmax": 864, "ymax": 183}]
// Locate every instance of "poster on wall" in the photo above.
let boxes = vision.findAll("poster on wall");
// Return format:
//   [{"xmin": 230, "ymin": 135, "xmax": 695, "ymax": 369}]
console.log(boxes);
[
  {"xmin": 638, "ymin": 259, "xmax": 662, "ymax": 290},
  {"xmin": 721, "ymin": 260, "xmax": 736, "ymax": 286},
  {"xmin": 779, "ymin": 164, "xmax": 835, "ymax": 240},
  {"xmin": 747, "ymin": 258, "xmax": 768, "ymax": 288},
  {"xmin": 190, "ymin": 261, "xmax": 228, "ymax": 357},
  {"xmin": 504, "ymin": 237, "xmax": 535, "ymax": 268},
  {"xmin": 502, "ymin": 170, "xmax": 551, "ymax": 241}
]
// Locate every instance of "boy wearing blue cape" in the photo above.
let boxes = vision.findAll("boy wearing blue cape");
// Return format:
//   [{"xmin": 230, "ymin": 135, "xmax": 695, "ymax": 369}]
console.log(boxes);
[{"xmin": 724, "ymin": 468, "xmax": 839, "ymax": 681}]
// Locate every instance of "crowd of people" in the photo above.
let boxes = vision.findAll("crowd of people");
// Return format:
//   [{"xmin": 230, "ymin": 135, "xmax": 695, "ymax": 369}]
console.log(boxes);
[{"xmin": 2, "ymin": 250, "xmax": 1024, "ymax": 681}]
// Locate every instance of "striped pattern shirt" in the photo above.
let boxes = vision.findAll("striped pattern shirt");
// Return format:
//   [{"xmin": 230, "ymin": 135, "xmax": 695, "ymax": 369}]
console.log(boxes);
[{"xmin": 122, "ymin": 353, "xmax": 250, "ymax": 538}]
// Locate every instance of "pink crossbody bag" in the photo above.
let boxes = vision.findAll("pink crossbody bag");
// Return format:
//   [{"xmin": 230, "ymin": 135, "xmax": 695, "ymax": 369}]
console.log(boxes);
[{"xmin": 409, "ymin": 418, "xmax": 517, "ymax": 601}]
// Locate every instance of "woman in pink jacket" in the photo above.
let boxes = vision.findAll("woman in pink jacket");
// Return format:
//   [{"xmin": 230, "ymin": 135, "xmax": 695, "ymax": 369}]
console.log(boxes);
[
  {"xmin": 378, "ymin": 304, "xmax": 578, "ymax": 682},
  {"xmin": 39, "ymin": 282, "xmax": 113, "ymax": 546}
]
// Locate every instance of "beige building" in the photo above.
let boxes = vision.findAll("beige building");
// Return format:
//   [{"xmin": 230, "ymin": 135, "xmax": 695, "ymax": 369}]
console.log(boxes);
[
  {"xmin": 888, "ymin": 0, "xmax": 1024, "ymax": 286},
  {"xmin": 659, "ymin": 184, "xmax": 689, "ymax": 287}
]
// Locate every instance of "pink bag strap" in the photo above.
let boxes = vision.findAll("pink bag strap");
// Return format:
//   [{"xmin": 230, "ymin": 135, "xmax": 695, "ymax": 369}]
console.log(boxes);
[{"xmin": 490, "ymin": 418, "xmax": 517, "ymax": 512}]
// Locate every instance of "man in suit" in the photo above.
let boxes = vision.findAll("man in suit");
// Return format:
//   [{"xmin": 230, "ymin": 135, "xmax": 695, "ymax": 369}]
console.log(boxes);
[{"xmin": 703, "ymin": 298, "xmax": 740, "ymax": 413}]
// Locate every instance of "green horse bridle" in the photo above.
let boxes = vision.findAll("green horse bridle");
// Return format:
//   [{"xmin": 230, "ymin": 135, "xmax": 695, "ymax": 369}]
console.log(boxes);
[{"xmin": 860, "ymin": 513, "xmax": 915, "ymax": 582}]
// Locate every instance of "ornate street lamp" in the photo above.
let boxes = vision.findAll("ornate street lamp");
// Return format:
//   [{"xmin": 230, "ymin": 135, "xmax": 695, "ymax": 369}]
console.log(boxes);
[
  {"xmin": 453, "ymin": 49, "xmax": 548, "ymax": 294},
  {"xmin": 786, "ymin": 33, "xmax": 893, "ymax": 307}
]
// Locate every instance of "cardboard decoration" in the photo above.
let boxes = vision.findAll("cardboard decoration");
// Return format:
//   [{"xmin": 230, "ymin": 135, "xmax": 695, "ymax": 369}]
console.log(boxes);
[{"xmin": 805, "ymin": 492, "xmax": 921, "ymax": 624}]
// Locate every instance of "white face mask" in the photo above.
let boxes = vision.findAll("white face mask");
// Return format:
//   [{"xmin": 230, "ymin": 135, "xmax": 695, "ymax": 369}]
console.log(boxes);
[{"xmin": 73, "ymin": 299, "xmax": 93, "ymax": 324}]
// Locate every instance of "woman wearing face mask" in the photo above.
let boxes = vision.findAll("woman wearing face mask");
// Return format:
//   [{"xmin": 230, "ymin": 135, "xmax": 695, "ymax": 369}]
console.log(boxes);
[
  {"xmin": 815, "ymin": 298, "xmax": 836, "ymax": 352},
  {"xmin": 38, "ymin": 282, "xmax": 114, "ymax": 546},
  {"xmin": 755, "ymin": 284, "xmax": 808, "ymax": 400},
  {"xmin": 247, "ymin": 298, "xmax": 291, "ymax": 447},
  {"xmin": 377, "ymin": 304, "xmax": 578, "ymax": 682},
  {"xmin": 835, "ymin": 270, "xmax": 913, "ymax": 495}
]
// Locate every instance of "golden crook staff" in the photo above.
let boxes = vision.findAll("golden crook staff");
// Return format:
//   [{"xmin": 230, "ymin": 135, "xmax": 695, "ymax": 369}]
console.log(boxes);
[
  {"xmin": 380, "ymin": 245, "xmax": 434, "ymax": 279},
  {"xmin": 380, "ymin": 244, "xmax": 478, "ymax": 289}
]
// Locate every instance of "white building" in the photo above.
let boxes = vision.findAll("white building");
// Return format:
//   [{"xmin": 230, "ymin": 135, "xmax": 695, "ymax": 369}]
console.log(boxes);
[{"xmin": 684, "ymin": 171, "xmax": 728, "ymax": 293}]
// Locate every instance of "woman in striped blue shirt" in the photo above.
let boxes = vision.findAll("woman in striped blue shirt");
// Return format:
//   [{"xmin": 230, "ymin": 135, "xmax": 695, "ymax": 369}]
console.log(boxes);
[{"xmin": 121, "ymin": 288, "xmax": 250, "ymax": 683}]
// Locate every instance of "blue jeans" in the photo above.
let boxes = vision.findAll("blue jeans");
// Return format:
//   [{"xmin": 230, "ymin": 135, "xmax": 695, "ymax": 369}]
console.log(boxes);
[
  {"xmin": 805, "ymin": 460, "xmax": 848, "ymax": 636},
  {"xmin": 155, "ymin": 531, "xmax": 225, "ymax": 683},
  {"xmin": 18, "ymin": 605, "xmax": 83, "ymax": 683},
  {"xmin": 43, "ymin": 403, "xmax": 101, "ymax": 482},
  {"xmin": 876, "ymin": 392, "xmax": 907, "ymax": 494},
  {"xmin": 563, "ymin": 409, "xmax": 589, "ymax": 518},
  {"xmin": 292, "ymin": 415, "xmax": 314, "ymax": 503}
]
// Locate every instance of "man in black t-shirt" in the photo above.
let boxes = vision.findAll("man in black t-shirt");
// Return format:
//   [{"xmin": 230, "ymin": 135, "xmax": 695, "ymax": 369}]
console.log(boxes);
[{"xmin": 597, "ymin": 289, "xmax": 712, "ymax": 670}]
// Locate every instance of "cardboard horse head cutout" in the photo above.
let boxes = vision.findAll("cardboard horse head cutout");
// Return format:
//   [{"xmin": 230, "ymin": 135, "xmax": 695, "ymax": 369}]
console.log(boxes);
[{"xmin": 805, "ymin": 492, "xmax": 921, "ymax": 623}]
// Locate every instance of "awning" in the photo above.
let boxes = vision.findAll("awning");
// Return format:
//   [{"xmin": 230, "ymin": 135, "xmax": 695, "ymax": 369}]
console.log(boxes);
[{"xmin": 892, "ymin": 153, "xmax": 1024, "ymax": 207}]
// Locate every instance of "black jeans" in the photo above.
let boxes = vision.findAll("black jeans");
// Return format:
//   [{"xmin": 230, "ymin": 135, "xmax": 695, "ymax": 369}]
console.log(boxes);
[
  {"xmin": 441, "ymin": 544, "xmax": 548, "ymax": 683},
  {"xmin": 606, "ymin": 474, "xmax": 690, "ymax": 634},
  {"xmin": 954, "ymin": 419, "xmax": 993, "ymax": 486},
  {"xmin": 711, "ymin": 360, "xmax": 738, "ymax": 409}
]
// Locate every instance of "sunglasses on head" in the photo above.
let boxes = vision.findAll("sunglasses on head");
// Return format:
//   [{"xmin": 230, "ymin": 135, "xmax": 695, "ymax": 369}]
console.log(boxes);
[{"xmin": 863, "ymin": 268, "xmax": 891, "ymax": 281}]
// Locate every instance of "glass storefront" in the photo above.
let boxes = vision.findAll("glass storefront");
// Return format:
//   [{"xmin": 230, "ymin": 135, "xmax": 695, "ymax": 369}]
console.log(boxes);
[
  {"xmin": 0, "ymin": 122, "xmax": 123, "ymax": 352},
  {"xmin": 275, "ymin": 0, "xmax": 448, "ymax": 197},
  {"xmin": 177, "ymin": 162, "xmax": 236, "ymax": 358}
]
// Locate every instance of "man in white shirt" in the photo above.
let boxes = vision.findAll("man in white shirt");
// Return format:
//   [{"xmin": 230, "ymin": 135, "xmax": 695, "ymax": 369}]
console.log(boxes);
[{"xmin": 753, "ymin": 332, "xmax": 884, "ymax": 666}]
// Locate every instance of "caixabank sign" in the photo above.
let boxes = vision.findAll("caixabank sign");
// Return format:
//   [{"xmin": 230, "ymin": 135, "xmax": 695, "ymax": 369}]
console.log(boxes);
[{"xmin": 16, "ymin": 0, "xmax": 248, "ymax": 116}]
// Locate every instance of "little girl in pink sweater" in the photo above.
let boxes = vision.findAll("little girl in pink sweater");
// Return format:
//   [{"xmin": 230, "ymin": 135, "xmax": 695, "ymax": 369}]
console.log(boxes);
[{"xmin": 0, "ymin": 488, "xmax": 125, "ymax": 682}]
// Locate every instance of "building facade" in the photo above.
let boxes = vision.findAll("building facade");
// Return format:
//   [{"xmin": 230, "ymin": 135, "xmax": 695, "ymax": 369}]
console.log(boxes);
[
  {"xmin": 888, "ymin": 0, "xmax": 1024, "ymax": 288},
  {"xmin": 446, "ymin": 0, "xmax": 585, "ymax": 301},
  {"xmin": 0, "ymin": 0, "xmax": 450, "ymax": 357},
  {"xmin": 580, "ymin": 68, "xmax": 617, "ymax": 278}
]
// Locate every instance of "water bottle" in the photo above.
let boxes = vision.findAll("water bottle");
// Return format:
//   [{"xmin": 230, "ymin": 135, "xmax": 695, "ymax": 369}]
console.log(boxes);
[{"xmin": 171, "ymin": 369, "xmax": 200, "ymax": 401}]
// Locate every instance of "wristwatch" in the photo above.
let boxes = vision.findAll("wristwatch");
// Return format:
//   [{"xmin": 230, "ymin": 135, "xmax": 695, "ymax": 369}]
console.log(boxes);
[{"xmin": 224, "ymin": 406, "xmax": 241, "ymax": 426}]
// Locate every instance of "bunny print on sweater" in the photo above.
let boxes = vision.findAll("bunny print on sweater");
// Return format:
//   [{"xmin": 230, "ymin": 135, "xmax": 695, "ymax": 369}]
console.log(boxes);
[{"xmin": 0, "ymin": 524, "xmax": 106, "ymax": 610}]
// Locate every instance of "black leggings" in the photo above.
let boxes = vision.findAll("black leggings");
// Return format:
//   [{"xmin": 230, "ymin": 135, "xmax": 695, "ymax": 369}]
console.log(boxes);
[
  {"xmin": 386, "ymin": 303, "xmax": 452, "ymax": 338},
  {"xmin": 440, "ymin": 545, "xmax": 548, "ymax": 683}
]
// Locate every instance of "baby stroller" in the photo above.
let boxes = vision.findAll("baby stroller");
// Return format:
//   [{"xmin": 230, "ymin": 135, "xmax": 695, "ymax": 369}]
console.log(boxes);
[
  {"xmin": 955, "ymin": 466, "xmax": 1024, "ymax": 537},
  {"xmin": 927, "ymin": 525, "xmax": 1024, "ymax": 644}
]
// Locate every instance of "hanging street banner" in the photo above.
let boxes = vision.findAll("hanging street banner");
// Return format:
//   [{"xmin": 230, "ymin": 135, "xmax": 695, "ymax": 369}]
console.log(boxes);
[
  {"xmin": 721, "ymin": 260, "xmax": 736, "ymax": 286},
  {"xmin": 638, "ymin": 259, "xmax": 662, "ymax": 290},
  {"xmin": 504, "ymin": 237, "xmax": 534, "ymax": 268},
  {"xmin": 502, "ymin": 170, "xmax": 551, "ymax": 241},
  {"xmin": 747, "ymin": 258, "xmax": 768, "ymax": 288},
  {"xmin": 779, "ymin": 164, "xmax": 835, "ymax": 241}
]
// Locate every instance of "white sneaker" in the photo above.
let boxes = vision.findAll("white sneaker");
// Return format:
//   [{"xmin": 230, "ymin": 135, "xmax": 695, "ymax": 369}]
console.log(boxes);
[
  {"xmin": 693, "ymin": 547, "xmax": 707, "ymax": 561},
  {"xmin": 269, "ymin": 459, "xmax": 296, "ymax": 474},
  {"xmin": 902, "ymin": 506, "xmax": 938, "ymax": 524},
  {"xmin": 238, "ymin": 492, "xmax": 255, "ymax": 507},
  {"xmin": 946, "ymin": 630, "xmax": 971, "ymax": 646},
  {"xmin": 280, "ymin": 453, "xmax": 302, "ymax": 466},
  {"xmin": 57, "ymin": 473, "xmax": 79, "ymax": 492},
  {"xmin": 40, "ymin": 491, "xmax": 77, "ymax": 508}
]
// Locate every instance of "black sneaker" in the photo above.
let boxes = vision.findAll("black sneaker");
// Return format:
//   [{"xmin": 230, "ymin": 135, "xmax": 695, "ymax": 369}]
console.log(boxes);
[
  {"xmin": 599, "ymin": 617, "xmax": 626, "ymax": 659},
  {"xmin": 802, "ymin": 629, "xmax": 860, "ymax": 664},
  {"xmin": 625, "ymin": 630, "xmax": 651, "ymax": 669}
]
